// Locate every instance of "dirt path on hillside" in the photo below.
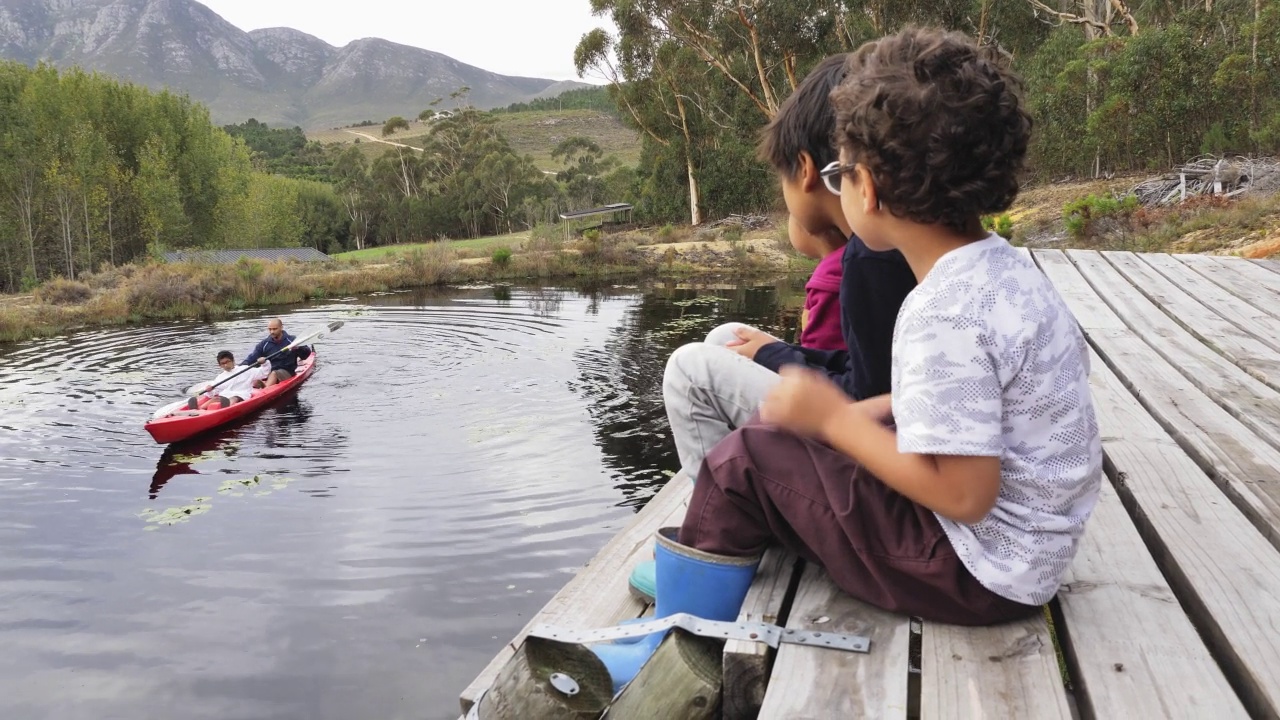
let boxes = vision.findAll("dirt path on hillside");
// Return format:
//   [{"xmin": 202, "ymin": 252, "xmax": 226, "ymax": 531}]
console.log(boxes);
[{"xmin": 344, "ymin": 130, "xmax": 422, "ymax": 152}]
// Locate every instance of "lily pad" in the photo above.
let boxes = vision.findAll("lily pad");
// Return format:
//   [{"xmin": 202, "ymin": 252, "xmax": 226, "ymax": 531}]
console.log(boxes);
[
  {"xmin": 217, "ymin": 476, "xmax": 262, "ymax": 494},
  {"xmin": 142, "ymin": 503, "xmax": 212, "ymax": 527}
]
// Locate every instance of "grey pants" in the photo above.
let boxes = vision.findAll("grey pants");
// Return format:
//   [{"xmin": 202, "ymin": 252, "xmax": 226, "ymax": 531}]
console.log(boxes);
[{"xmin": 663, "ymin": 323, "xmax": 781, "ymax": 480}]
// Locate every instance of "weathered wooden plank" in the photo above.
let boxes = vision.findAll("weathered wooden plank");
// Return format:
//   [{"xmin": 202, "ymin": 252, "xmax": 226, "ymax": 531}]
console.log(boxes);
[
  {"xmin": 1034, "ymin": 250, "xmax": 1280, "ymax": 548},
  {"xmin": 1056, "ymin": 427, "xmax": 1246, "ymax": 718},
  {"xmin": 1134, "ymin": 252, "xmax": 1280, "ymax": 359},
  {"xmin": 1175, "ymin": 253, "xmax": 1280, "ymax": 320},
  {"xmin": 1201, "ymin": 253, "xmax": 1280, "ymax": 299},
  {"xmin": 1033, "ymin": 249, "xmax": 1280, "ymax": 718},
  {"xmin": 459, "ymin": 477, "xmax": 693, "ymax": 714},
  {"xmin": 1252, "ymin": 258, "xmax": 1280, "ymax": 275},
  {"xmin": 921, "ymin": 613, "xmax": 1071, "ymax": 719},
  {"xmin": 757, "ymin": 564, "xmax": 911, "ymax": 719},
  {"xmin": 722, "ymin": 547, "xmax": 800, "ymax": 720},
  {"xmin": 1066, "ymin": 250, "xmax": 1280, "ymax": 451}
]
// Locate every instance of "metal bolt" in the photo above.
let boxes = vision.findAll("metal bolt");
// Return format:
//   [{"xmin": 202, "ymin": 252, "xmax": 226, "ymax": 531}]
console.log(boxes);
[{"xmin": 549, "ymin": 673, "xmax": 580, "ymax": 697}]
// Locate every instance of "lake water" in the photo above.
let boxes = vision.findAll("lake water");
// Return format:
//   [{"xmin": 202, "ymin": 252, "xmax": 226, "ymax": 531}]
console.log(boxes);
[{"xmin": 0, "ymin": 278, "xmax": 803, "ymax": 720}]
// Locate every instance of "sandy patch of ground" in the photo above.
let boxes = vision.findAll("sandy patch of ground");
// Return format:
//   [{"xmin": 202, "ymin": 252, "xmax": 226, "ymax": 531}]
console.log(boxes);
[{"xmin": 635, "ymin": 237, "xmax": 793, "ymax": 269}]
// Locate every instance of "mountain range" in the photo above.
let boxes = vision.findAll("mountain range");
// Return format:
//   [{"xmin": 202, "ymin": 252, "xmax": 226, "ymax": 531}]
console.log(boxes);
[{"xmin": 0, "ymin": 0, "xmax": 589, "ymax": 129}]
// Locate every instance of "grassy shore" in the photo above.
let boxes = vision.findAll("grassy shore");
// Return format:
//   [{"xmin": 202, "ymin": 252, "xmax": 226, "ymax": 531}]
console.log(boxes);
[
  {"xmin": 0, "ymin": 224, "xmax": 809, "ymax": 344},
  {"xmin": 6, "ymin": 178, "xmax": 1276, "ymax": 344}
]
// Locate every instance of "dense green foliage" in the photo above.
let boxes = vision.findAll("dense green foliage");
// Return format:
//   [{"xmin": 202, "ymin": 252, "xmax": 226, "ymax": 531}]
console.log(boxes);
[
  {"xmin": 0, "ymin": 62, "xmax": 347, "ymax": 292},
  {"xmin": 578, "ymin": 0, "xmax": 1279, "ymax": 224},
  {"xmin": 328, "ymin": 108, "xmax": 636, "ymax": 248},
  {"xmin": 222, "ymin": 119, "xmax": 337, "ymax": 183},
  {"xmin": 7, "ymin": 3, "xmax": 1277, "ymax": 287},
  {"xmin": 497, "ymin": 86, "xmax": 617, "ymax": 114}
]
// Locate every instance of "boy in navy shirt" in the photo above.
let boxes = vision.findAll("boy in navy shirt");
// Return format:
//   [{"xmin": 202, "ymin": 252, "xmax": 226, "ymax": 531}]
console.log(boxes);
[{"xmin": 632, "ymin": 53, "xmax": 918, "ymax": 601}]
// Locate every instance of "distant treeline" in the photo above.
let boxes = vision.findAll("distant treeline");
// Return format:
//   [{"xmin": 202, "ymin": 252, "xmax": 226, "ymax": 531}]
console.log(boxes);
[
  {"xmin": 0, "ymin": 62, "xmax": 347, "ymax": 292},
  {"xmin": 497, "ymin": 86, "xmax": 617, "ymax": 114}
]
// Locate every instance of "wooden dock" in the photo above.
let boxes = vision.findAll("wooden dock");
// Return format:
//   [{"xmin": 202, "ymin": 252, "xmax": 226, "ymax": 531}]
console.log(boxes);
[{"xmin": 460, "ymin": 250, "xmax": 1280, "ymax": 719}]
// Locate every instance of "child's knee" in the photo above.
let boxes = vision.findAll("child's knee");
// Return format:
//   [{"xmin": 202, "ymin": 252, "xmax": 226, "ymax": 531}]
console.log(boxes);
[
  {"xmin": 704, "ymin": 322, "xmax": 750, "ymax": 347},
  {"xmin": 664, "ymin": 342, "xmax": 719, "ymax": 391}
]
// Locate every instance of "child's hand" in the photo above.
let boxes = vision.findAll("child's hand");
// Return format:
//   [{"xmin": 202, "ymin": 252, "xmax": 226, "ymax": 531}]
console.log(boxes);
[
  {"xmin": 726, "ymin": 326, "xmax": 780, "ymax": 360},
  {"xmin": 760, "ymin": 365, "xmax": 852, "ymax": 439}
]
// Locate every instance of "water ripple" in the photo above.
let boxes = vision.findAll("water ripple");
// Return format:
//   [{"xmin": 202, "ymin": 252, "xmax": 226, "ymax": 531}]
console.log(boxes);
[{"xmin": 0, "ymin": 279, "xmax": 799, "ymax": 719}]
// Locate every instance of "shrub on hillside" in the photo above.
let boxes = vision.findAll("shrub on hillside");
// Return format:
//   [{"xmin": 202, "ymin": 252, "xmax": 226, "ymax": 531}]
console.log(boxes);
[{"xmin": 36, "ymin": 278, "xmax": 93, "ymax": 305}]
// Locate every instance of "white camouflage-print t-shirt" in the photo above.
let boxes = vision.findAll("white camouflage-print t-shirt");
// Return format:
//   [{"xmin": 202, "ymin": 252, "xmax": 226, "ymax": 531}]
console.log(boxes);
[{"xmin": 892, "ymin": 234, "xmax": 1102, "ymax": 606}]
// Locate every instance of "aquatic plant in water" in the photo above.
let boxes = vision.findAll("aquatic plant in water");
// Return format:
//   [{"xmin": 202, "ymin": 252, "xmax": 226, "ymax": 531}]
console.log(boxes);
[{"xmin": 139, "ymin": 476, "xmax": 294, "ymax": 529}]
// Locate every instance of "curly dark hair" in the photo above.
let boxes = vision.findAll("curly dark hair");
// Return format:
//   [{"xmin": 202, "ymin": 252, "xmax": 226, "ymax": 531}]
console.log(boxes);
[{"xmin": 830, "ymin": 27, "xmax": 1033, "ymax": 233}]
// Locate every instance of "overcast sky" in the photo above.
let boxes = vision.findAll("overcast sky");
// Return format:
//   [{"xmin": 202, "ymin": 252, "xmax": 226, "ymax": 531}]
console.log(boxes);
[{"xmin": 200, "ymin": 0, "xmax": 607, "ymax": 82}]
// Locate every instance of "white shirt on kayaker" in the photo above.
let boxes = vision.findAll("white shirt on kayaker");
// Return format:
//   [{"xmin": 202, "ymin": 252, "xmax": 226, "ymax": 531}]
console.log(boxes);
[{"xmin": 187, "ymin": 363, "xmax": 270, "ymax": 402}]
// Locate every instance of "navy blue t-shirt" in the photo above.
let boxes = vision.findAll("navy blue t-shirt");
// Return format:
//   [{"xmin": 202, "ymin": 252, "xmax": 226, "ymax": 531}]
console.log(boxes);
[
  {"xmin": 754, "ymin": 234, "xmax": 917, "ymax": 400},
  {"xmin": 242, "ymin": 332, "xmax": 298, "ymax": 373}
]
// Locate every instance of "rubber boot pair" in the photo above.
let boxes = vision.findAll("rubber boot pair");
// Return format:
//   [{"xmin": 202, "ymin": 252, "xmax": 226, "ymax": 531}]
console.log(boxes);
[{"xmin": 589, "ymin": 526, "xmax": 759, "ymax": 694}]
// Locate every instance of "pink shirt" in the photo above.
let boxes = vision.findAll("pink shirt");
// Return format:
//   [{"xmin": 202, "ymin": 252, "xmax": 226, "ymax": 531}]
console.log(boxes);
[{"xmin": 800, "ymin": 250, "xmax": 845, "ymax": 351}]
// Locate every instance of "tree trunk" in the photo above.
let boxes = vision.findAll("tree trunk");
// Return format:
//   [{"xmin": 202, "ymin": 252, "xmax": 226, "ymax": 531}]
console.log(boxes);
[
  {"xmin": 107, "ymin": 200, "xmax": 115, "ymax": 266},
  {"xmin": 686, "ymin": 157, "xmax": 702, "ymax": 226},
  {"xmin": 56, "ymin": 189, "xmax": 76, "ymax": 280},
  {"xmin": 10, "ymin": 173, "xmax": 39, "ymax": 281},
  {"xmin": 674, "ymin": 92, "xmax": 702, "ymax": 226},
  {"xmin": 82, "ymin": 194, "xmax": 93, "ymax": 272},
  {"xmin": 1252, "ymin": 0, "xmax": 1260, "ymax": 140}
]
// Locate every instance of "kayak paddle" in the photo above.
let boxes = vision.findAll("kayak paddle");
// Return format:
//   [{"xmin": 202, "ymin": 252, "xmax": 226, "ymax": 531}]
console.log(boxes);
[{"xmin": 150, "ymin": 320, "xmax": 344, "ymax": 419}]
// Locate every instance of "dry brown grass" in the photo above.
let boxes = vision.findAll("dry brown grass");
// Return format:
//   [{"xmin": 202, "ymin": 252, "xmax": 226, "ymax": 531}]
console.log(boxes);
[{"xmin": 1, "ymin": 225, "xmax": 803, "ymax": 343}]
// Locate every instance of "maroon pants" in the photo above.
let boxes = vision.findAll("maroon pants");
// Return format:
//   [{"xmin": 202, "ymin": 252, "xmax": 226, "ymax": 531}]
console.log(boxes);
[{"xmin": 679, "ymin": 423, "xmax": 1040, "ymax": 626}]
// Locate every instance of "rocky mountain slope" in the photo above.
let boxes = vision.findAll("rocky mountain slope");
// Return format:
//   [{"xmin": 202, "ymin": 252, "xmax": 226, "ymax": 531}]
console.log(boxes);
[{"xmin": 0, "ymin": 0, "xmax": 588, "ymax": 128}]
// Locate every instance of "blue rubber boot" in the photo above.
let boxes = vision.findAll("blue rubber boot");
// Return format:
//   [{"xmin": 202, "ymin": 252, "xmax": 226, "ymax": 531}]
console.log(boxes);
[
  {"xmin": 627, "ymin": 559, "xmax": 656, "ymax": 603},
  {"xmin": 590, "ymin": 527, "xmax": 759, "ymax": 694}
]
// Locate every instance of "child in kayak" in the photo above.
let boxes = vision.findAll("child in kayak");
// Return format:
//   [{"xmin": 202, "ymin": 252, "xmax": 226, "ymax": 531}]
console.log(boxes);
[{"xmin": 187, "ymin": 351, "xmax": 269, "ymax": 410}]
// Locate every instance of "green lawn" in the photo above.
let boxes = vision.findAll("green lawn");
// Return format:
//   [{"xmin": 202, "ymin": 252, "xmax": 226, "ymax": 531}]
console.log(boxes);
[{"xmin": 333, "ymin": 232, "xmax": 528, "ymax": 261}]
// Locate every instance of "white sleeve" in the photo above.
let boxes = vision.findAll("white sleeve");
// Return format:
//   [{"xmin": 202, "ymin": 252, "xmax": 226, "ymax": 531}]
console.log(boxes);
[{"xmin": 893, "ymin": 314, "xmax": 1004, "ymax": 457}]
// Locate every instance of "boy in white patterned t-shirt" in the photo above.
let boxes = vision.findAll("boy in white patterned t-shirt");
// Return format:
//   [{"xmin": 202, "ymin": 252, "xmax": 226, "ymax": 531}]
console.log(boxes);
[{"xmin": 673, "ymin": 26, "xmax": 1103, "ymax": 624}]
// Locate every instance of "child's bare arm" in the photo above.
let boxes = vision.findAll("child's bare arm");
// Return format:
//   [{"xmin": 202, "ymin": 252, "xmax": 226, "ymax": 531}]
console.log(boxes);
[{"xmin": 761, "ymin": 367, "xmax": 1000, "ymax": 524}]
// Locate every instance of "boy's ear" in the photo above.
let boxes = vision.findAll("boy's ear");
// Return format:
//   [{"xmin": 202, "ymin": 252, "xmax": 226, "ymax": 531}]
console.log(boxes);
[
  {"xmin": 796, "ymin": 151, "xmax": 820, "ymax": 192},
  {"xmin": 856, "ymin": 164, "xmax": 880, "ymax": 213}
]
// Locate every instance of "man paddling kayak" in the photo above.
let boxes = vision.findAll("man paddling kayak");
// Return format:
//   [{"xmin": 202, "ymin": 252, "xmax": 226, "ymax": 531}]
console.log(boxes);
[{"xmin": 242, "ymin": 318, "xmax": 309, "ymax": 388}]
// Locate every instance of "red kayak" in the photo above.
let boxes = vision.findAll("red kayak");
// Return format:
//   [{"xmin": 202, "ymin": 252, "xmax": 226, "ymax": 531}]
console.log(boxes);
[{"xmin": 145, "ymin": 353, "xmax": 318, "ymax": 444}]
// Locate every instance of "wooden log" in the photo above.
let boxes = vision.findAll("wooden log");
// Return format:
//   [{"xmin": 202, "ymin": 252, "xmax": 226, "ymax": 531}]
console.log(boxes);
[
  {"xmin": 604, "ymin": 629, "xmax": 723, "ymax": 719},
  {"xmin": 459, "ymin": 477, "xmax": 693, "ymax": 714},
  {"xmin": 475, "ymin": 636, "xmax": 613, "ymax": 720},
  {"xmin": 721, "ymin": 548, "xmax": 800, "ymax": 720}
]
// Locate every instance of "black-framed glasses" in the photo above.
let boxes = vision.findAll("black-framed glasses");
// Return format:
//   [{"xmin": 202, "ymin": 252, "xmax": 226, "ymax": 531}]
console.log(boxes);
[{"xmin": 819, "ymin": 161, "xmax": 857, "ymax": 196}]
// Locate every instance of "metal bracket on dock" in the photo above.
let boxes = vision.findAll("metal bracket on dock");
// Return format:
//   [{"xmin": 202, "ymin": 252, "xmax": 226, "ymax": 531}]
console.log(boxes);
[{"xmin": 527, "ymin": 611, "xmax": 872, "ymax": 653}]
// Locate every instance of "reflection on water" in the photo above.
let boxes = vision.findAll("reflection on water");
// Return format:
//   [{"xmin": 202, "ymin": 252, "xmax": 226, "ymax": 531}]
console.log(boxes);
[{"xmin": 0, "ymin": 277, "xmax": 803, "ymax": 720}]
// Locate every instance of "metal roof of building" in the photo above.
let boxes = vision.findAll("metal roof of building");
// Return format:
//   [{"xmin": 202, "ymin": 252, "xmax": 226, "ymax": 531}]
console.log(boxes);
[
  {"xmin": 161, "ymin": 248, "xmax": 332, "ymax": 264},
  {"xmin": 558, "ymin": 203, "xmax": 634, "ymax": 220}
]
